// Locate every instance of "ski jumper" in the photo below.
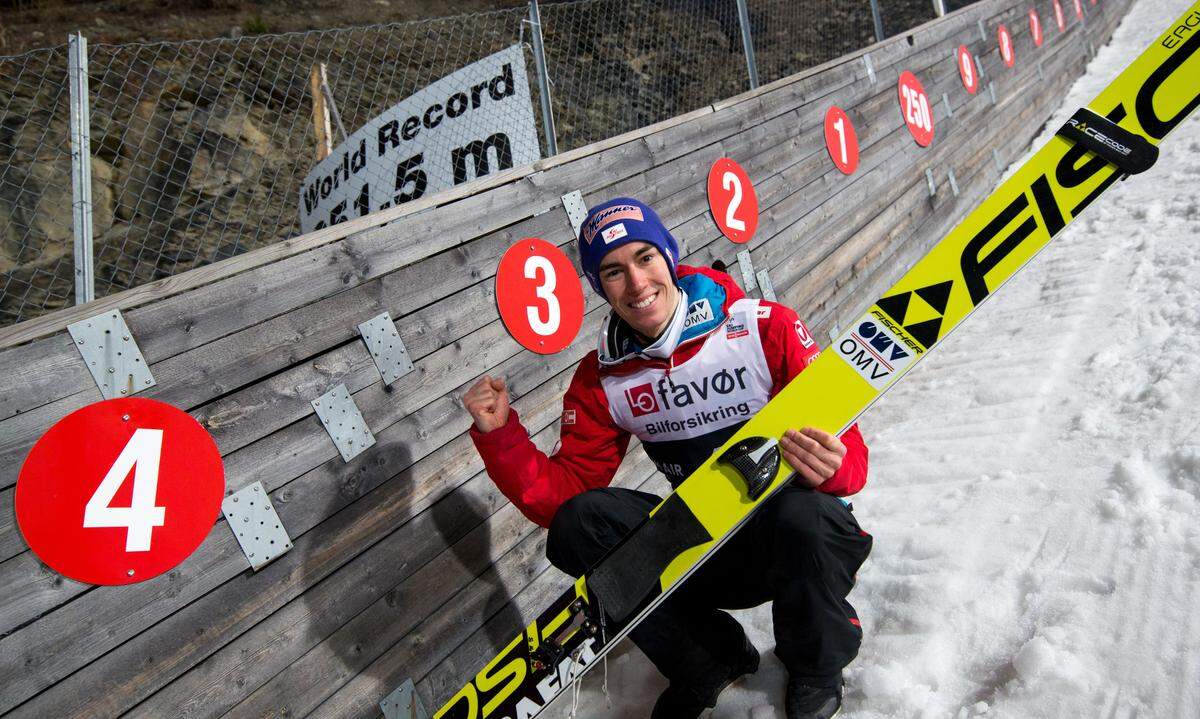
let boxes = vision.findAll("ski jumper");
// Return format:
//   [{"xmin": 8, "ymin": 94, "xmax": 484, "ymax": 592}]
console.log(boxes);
[{"xmin": 470, "ymin": 265, "xmax": 873, "ymax": 687}]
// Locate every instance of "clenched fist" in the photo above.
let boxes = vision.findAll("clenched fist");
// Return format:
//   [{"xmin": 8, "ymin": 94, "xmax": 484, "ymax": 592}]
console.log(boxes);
[{"xmin": 464, "ymin": 374, "xmax": 511, "ymax": 433}]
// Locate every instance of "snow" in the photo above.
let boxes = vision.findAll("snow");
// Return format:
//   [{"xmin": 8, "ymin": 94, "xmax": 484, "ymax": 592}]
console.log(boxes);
[{"xmin": 550, "ymin": 0, "xmax": 1200, "ymax": 716}]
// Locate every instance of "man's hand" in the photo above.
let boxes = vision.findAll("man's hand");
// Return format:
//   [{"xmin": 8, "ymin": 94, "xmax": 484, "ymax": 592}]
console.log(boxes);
[
  {"xmin": 780, "ymin": 427, "xmax": 846, "ymax": 488},
  {"xmin": 464, "ymin": 375, "xmax": 511, "ymax": 433}
]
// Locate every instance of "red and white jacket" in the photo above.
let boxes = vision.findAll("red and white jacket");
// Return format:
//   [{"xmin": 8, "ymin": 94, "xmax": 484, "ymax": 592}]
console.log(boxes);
[{"xmin": 470, "ymin": 265, "xmax": 869, "ymax": 528}]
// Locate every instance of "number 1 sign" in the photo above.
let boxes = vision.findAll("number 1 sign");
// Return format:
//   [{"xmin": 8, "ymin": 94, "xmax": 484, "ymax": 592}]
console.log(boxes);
[
  {"xmin": 16, "ymin": 398, "xmax": 224, "ymax": 585},
  {"xmin": 707, "ymin": 158, "xmax": 759, "ymax": 244},
  {"xmin": 824, "ymin": 106, "xmax": 860, "ymax": 175}
]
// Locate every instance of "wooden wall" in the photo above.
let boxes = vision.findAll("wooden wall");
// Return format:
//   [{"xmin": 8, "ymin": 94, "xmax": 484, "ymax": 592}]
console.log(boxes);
[{"xmin": 0, "ymin": 0, "xmax": 1132, "ymax": 715}]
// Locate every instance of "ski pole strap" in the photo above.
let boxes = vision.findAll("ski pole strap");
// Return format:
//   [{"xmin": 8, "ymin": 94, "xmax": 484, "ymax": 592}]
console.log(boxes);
[{"xmin": 1055, "ymin": 107, "xmax": 1159, "ymax": 175}]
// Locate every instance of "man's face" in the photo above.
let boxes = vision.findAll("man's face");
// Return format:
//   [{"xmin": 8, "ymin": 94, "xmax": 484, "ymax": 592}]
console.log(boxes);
[{"xmin": 598, "ymin": 242, "xmax": 679, "ymax": 340}]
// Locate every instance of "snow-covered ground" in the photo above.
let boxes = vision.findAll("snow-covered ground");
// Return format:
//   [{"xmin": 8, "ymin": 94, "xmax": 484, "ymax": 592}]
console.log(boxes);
[{"xmin": 554, "ymin": 0, "xmax": 1200, "ymax": 716}]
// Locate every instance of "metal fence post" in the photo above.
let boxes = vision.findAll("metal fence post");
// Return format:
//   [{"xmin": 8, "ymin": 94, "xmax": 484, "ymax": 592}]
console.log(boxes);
[
  {"xmin": 734, "ymin": 0, "xmax": 759, "ymax": 90},
  {"xmin": 869, "ymin": 0, "xmax": 886, "ymax": 42},
  {"xmin": 933, "ymin": 0, "xmax": 947, "ymax": 17},
  {"xmin": 68, "ymin": 32, "xmax": 95, "ymax": 305},
  {"xmin": 528, "ymin": 0, "xmax": 558, "ymax": 157}
]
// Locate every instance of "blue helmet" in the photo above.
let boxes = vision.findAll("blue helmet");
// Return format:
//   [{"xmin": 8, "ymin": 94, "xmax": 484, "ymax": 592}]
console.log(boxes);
[{"xmin": 577, "ymin": 197, "xmax": 680, "ymax": 295}]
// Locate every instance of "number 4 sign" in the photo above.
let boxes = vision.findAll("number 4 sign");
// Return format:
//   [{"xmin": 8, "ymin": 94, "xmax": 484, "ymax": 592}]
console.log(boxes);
[
  {"xmin": 16, "ymin": 398, "xmax": 224, "ymax": 585},
  {"xmin": 707, "ymin": 158, "xmax": 759, "ymax": 244}
]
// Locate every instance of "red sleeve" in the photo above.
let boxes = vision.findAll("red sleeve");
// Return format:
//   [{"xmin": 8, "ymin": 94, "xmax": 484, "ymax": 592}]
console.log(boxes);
[
  {"xmin": 758, "ymin": 302, "xmax": 869, "ymax": 497},
  {"xmin": 469, "ymin": 353, "xmax": 631, "ymax": 528}
]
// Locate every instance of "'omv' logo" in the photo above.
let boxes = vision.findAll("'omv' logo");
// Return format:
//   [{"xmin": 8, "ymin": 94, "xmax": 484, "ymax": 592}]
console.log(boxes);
[{"xmin": 625, "ymin": 383, "xmax": 660, "ymax": 416}]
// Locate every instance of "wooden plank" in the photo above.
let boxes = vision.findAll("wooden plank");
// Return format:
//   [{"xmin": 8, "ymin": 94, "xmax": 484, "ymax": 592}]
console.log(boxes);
[
  {"xmin": 770, "ymin": 4, "xmax": 1091, "ymax": 328},
  {"xmin": 0, "ymin": 0, "xmax": 1070, "ymax": 619},
  {"xmin": 0, "ymin": 352, "xmax": 584, "ymax": 715},
  {"xmin": 0, "ymin": 17, "xmax": 980, "ymax": 531},
  {"xmin": 0, "ymin": 1, "xmax": 1072, "ymax": 589},
  {"xmin": 0, "ymin": 0, "xmax": 1128, "ymax": 715},
  {"xmin": 310, "ymin": 64, "xmax": 332, "ymax": 162},
  {"xmin": 0, "ymin": 0, "xmax": 1011, "ymax": 425}
]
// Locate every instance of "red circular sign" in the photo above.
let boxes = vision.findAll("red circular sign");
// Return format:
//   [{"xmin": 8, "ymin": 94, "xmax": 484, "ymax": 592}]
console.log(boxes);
[
  {"xmin": 706, "ymin": 158, "xmax": 759, "ymax": 244},
  {"xmin": 16, "ymin": 398, "xmax": 224, "ymax": 585},
  {"xmin": 823, "ymin": 106, "xmax": 860, "ymax": 175},
  {"xmin": 956, "ymin": 45, "xmax": 979, "ymax": 94},
  {"xmin": 897, "ymin": 71, "xmax": 935, "ymax": 147},
  {"xmin": 997, "ymin": 24, "xmax": 1015, "ymax": 68},
  {"xmin": 1029, "ymin": 9, "xmax": 1044, "ymax": 47},
  {"xmin": 1053, "ymin": 0, "xmax": 1066, "ymax": 31},
  {"xmin": 1073, "ymin": 0, "xmax": 1084, "ymax": 18},
  {"xmin": 496, "ymin": 238, "xmax": 584, "ymax": 355}
]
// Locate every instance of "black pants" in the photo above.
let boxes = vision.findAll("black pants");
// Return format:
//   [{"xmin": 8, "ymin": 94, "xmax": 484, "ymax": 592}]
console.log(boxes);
[{"xmin": 546, "ymin": 485, "xmax": 872, "ymax": 687}]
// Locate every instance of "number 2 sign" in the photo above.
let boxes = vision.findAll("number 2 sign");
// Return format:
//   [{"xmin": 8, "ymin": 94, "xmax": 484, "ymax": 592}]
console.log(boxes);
[
  {"xmin": 707, "ymin": 158, "xmax": 759, "ymax": 244},
  {"xmin": 496, "ymin": 238, "xmax": 584, "ymax": 354},
  {"xmin": 16, "ymin": 398, "xmax": 224, "ymax": 585}
]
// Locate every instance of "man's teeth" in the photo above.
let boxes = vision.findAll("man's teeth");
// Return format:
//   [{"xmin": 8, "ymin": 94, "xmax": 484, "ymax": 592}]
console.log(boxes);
[{"xmin": 631, "ymin": 294, "xmax": 656, "ymax": 309}]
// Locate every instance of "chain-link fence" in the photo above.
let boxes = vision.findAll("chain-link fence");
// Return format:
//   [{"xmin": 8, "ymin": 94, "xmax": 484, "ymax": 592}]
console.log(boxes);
[{"xmin": 0, "ymin": 0, "xmax": 977, "ymax": 327}]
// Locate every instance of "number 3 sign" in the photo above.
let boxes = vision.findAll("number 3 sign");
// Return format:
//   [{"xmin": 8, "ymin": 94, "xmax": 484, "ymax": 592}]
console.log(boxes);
[
  {"xmin": 707, "ymin": 158, "xmax": 759, "ymax": 244},
  {"xmin": 496, "ymin": 238, "xmax": 585, "ymax": 355},
  {"xmin": 16, "ymin": 398, "xmax": 224, "ymax": 585}
]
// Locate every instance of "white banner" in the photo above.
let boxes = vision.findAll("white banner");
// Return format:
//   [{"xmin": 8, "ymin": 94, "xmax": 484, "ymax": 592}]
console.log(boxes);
[{"xmin": 299, "ymin": 44, "xmax": 540, "ymax": 234}]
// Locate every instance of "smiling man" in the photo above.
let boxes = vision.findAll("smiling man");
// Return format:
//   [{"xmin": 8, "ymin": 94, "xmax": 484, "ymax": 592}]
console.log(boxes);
[{"xmin": 463, "ymin": 197, "xmax": 871, "ymax": 719}]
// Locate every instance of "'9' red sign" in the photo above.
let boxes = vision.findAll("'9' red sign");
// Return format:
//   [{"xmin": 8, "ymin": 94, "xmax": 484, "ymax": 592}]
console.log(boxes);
[
  {"xmin": 957, "ymin": 45, "xmax": 979, "ymax": 94},
  {"xmin": 496, "ymin": 239, "xmax": 584, "ymax": 355}
]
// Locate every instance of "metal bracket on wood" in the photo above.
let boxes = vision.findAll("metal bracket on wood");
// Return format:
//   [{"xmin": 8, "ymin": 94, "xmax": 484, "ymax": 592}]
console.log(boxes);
[
  {"xmin": 947, "ymin": 168, "xmax": 960, "ymax": 197},
  {"xmin": 755, "ymin": 269, "xmax": 777, "ymax": 302},
  {"xmin": 942, "ymin": 92, "xmax": 953, "ymax": 118},
  {"xmin": 358, "ymin": 312, "xmax": 413, "ymax": 386},
  {"xmin": 988, "ymin": 82, "xmax": 997, "ymax": 105},
  {"xmin": 222, "ymin": 481, "xmax": 293, "ymax": 571},
  {"xmin": 992, "ymin": 148, "xmax": 1004, "ymax": 174},
  {"xmin": 1037, "ymin": 61, "xmax": 1045, "ymax": 82},
  {"xmin": 381, "ymin": 679, "xmax": 429, "ymax": 719},
  {"xmin": 736, "ymin": 250, "xmax": 758, "ymax": 292},
  {"xmin": 828, "ymin": 323, "xmax": 840, "ymax": 342},
  {"xmin": 68, "ymin": 309, "xmax": 155, "ymax": 399},
  {"xmin": 312, "ymin": 383, "xmax": 376, "ymax": 462},
  {"xmin": 925, "ymin": 168, "xmax": 937, "ymax": 198},
  {"xmin": 561, "ymin": 190, "xmax": 587, "ymax": 239},
  {"xmin": 977, "ymin": 19, "xmax": 987, "ymax": 43},
  {"xmin": 862, "ymin": 53, "xmax": 876, "ymax": 85}
]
